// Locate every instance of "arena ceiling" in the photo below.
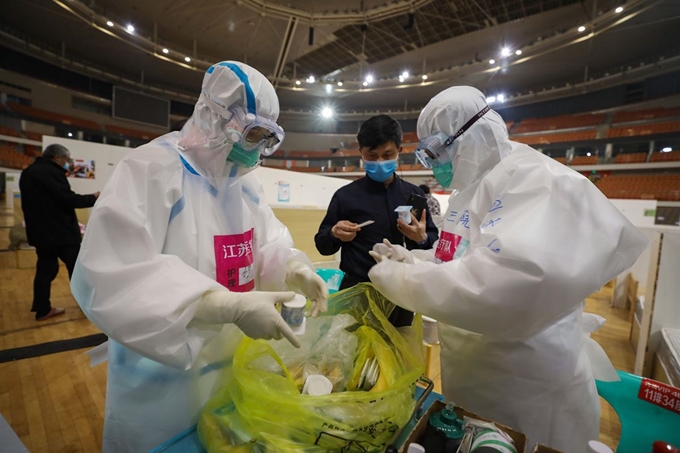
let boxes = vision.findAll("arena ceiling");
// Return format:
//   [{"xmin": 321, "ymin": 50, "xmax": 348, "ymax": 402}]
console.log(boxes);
[{"xmin": 1, "ymin": 0, "xmax": 680, "ymax": 117}]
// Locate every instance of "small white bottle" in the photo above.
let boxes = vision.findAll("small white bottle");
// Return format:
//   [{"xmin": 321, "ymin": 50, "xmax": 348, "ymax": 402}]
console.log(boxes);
[{"xmin": 406, "ymin": 443, "xmax": 426, "ymax": 453}]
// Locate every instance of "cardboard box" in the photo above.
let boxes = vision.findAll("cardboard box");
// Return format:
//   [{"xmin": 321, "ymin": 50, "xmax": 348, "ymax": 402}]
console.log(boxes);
[
  {"xmin": 401, "ymin": 400, "xmax": 527, "ymax": 452},
  {"xmin": 532, "ymin": 444, "xmax": 563, "ymax": 453}
]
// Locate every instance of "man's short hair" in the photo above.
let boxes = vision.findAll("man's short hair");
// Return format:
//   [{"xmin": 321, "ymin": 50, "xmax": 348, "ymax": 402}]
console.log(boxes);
[
  {"xmin": 357, "ymin": 115, "xmax": 403, "ymax": 150},
  {"xmin": 43, "ymin": 144, "xmax": 70, "ymax": 160},
  {"xmin": 419, "ymin": 184, "xmax": 431, "ymax": 194}
]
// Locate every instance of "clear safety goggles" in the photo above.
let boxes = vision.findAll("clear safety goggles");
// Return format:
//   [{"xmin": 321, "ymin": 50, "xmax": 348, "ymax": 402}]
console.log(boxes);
[
  {"xmin": 415, "ymin": 105, "xmax": 491, "ymax": 169},
  {"xmin": 228, "ymin": 106, "xmax": 285, "ymax": 156},
  {"xmin": 199, "ymin": 94, "xmax": 285, "ymax": 156}
]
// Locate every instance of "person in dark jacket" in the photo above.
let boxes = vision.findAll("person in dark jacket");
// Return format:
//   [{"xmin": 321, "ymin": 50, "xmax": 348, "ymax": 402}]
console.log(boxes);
[
  {"xmin": 314, "ymin": 115, "xmax": 438, "ymax": 327},
  {"xmin": 19, "ymin": 144, "xmax": 99, "ymax": 320}
]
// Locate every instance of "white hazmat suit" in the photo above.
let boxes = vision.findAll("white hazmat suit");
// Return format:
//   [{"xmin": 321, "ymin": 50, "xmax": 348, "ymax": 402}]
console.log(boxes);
[
  {"xmin": 71, "ymin": 62, "xmax": 327, "ymax": 452},
  {"xmin": 368, "ymin": 86, "xmax": 647, "ymax": 452}
]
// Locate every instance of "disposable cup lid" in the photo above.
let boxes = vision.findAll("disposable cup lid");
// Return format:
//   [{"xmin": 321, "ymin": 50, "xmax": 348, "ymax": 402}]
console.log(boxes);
[{"xmin": 305, "ymin": 375, "xmax": 333, "ymax": 396}]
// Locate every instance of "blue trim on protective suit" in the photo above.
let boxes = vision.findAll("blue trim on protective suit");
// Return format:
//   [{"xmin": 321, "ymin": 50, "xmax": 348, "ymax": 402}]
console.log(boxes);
[
  {"xmin": 241, "ymin": 183, "xmax": 260, "ymax": 205},
  {"xmin": 179, "ymin": 155, "xmax": 199, "ymax": 175},
  {"xmin": 169, "ymin": 197, "xmax": 185, "ymax": 223},
  {"xmin": 206, "ymin": 62, "xmax": 257, "ymax": 116}
]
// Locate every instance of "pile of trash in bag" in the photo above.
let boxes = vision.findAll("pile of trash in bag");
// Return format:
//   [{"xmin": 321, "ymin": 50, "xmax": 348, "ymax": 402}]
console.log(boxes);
[{"xmin": 198, "ymin": 283, "xmax": 425, "ymax": 452}]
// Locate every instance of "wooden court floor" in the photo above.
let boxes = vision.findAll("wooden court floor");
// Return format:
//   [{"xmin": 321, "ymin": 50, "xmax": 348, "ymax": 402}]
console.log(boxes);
[{"xmin": 0, "ymin": 203, "xmax": 634, "ymax": 452}]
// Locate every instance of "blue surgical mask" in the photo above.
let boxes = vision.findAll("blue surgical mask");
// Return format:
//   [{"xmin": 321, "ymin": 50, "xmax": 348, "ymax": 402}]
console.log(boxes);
[
  {"xmin": 63, "ymin": 162, "xmax": 70, "ymax": 171},
  {"xmin": 227, "ymin": 143, "xmax": 260, "ymax": 168},
  {"xmin": 364, "ymin": 159, "xmax": 397, "ymax": 183}
]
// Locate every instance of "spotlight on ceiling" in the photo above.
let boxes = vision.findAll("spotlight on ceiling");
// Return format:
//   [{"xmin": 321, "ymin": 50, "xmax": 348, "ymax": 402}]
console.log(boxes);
[
  {"xmin": 489, "ymin": 59, "xmax": 495, "ymax": 65},
  {"xmin": 515, "ymin": 49, "xmax": 522, "ymax": 55},
  {"xmin": 321, "ymin": 107, "xmax": 334, "ymax": 119},
  {"xmin": 422, "ymin": 74, "xmax": 428, "ymax": 80},
  {"xmin": 185, "ymin": 56, "xmax": 191, "ymax": 62},
  {"xmin": 365, "ymin": 74, "xmax": 374, "ymax": 84},
  {"xmin": 615, "ymin": 6, "xmax": 623, "ymax": 13},
  {"xmin": 486, "ymin": 96, "xmax": 496, "ymax": 103},
  {"xmin": 578, "ymin": 25, "xmax": 586, "ymax": 32},
  {"xmin": 337, "ymin": 81, "xmax": 343, "ymax": 87},
  {"xmin": 306, "ymin": 75, "xmax": 315, "ymax": 83},
  {"xmin": 126, "ymin": 24, "xmax": 135, "ymax": 33},
  {"xmin": 295, "ymin": 80, "xmax": 301, "ymax": 85},
  {"xmin": 106, "ymin": 20, "xmax": 114, "ymax": 27},
  {"xmin": 162, "ymin": 48, "xmax": 169, "ymax": 54},
  {"xmin": 501, "ymin": 48, "xmax": 511, "ymax": 57}
]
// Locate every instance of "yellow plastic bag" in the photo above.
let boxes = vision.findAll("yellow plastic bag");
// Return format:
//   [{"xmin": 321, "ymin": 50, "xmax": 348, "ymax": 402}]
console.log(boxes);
[{"xmin": 198, "ymin": 283, "xmax": 424, "ymax": 452}]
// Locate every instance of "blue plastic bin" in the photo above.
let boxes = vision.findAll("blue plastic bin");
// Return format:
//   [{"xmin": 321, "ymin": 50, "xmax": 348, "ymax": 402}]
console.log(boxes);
[{"xmin": 315, "ymin": 268, "xmax": 345, "ymax": 294}]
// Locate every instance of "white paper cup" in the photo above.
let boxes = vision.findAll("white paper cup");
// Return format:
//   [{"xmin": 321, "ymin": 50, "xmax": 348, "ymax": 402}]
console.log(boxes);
[{"xmin": 281, "ymin": 294, "xmax": 306, "ymax": 328}]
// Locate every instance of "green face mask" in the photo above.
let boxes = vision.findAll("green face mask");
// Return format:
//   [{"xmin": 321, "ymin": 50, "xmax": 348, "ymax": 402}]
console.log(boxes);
[
  {"xmin": 227, "ymin": 143, "xmax": 260, "ymax": 168},
  {"xmin": 433, "ymin": 162, "xmax": 454, "ymax": 189}
]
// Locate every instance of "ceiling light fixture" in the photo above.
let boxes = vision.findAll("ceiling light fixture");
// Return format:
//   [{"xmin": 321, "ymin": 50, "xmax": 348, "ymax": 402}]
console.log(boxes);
[
  {"xmin": 401, "ymin": 71, "xmax": 409, "ymax": 79},
  {"xmin": 106, "ymin": 20, "xmax": 114, "ymax": 27},
  {"xmin": 489, "ymin": 59, "xmax": 495, "ymax": 65},
  {"xmin": 321, "ymin": 107, "xmax": 334, "ymax": 118},
  {"xmin": 306, "ymin": 75, "xmax": 315, "ymax": 83},
  {"xmin": 162, "ymin": 48, "xmax": 169, "ymax": 54},
  {"xmin": 497, "ymin": 94, "xmax": 505, "ymax": 102},
  {"xmin": 295, "ymin": 80, "xmax": 301, "ymax": 85},
  {"xmin": 126, "ymin": 24, "xmax": 135, "ymax": 33},
  {"xmin": 486, "ymin": 96, "xmax": 496, "ymax": 103},
  {"xmin": 501, "ymin": 48, "xmax": 511, "ymax": 57},
  {"xmin": 185, "ymin": 56, "xmax": 191, "ymax": 62},
  {"xmin": 662, "ymin": 147, "xmax": 672, "ymax": 152},
  {"xmin": 615, "ymin": 6, "xmax": 623, "ymax": 13},
  {"xmin": 362, "ymin": 81, "xmax": 368, "ymax": 86},
  {"xmin": 365, "ymin": 74, "xmax": 374, "ymax": 84},
  {"xmin": 578, "ymin": 25, "xmax": 586, "ymax": 32},
  {"xmin": 515, "ymin": 49, "xmax": 522, "ymax": 55},
  {"xmin": 422, "ymin": 74, "xmax": 428, "ymax": 80},
  {"xmin": 337, "ymin": 81, "xmax": 343, "ymax": 86}
]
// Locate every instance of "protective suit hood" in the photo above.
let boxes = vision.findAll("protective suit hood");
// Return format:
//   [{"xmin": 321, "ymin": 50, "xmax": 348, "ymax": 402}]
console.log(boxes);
[
  {"xmin": 417, "ymin": 86, "xmax": 512, "ymax": 191},
  {"xmin": 179, "ymin": 61, "xmax": 280, "ymax": 182}
]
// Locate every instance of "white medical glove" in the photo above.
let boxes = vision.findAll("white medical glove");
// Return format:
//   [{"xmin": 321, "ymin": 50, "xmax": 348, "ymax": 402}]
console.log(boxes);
[
  {"xmin": 369, "ymin": 239, "xmax": 414, "ymax": 264},
  {"xmin": 194, "ymin": 290, "xmax": 301, "ymax": 348},
  {"xmin": 285, "ymin": 260, "xmax": 328, "ymax": 317}
]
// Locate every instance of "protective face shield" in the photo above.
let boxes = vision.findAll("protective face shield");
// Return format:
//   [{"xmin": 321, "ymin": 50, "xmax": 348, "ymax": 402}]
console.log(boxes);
[
  {"xmin": 364, "ymin": 159, "xmax": 398, "ymax": 183},
  {"xmin": 415, "ymin": 106, "xmax": 490, "ymax": 189}
]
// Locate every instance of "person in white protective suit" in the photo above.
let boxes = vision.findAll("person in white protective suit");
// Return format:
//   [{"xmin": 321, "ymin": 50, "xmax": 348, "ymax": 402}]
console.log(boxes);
[
  {"xmin": 368, "ymin": 86, "xmax": 647, "ymax": 452},
  {"xmin": 70, "ymin": 61, "xmax": 328, "ymax": 453}
]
